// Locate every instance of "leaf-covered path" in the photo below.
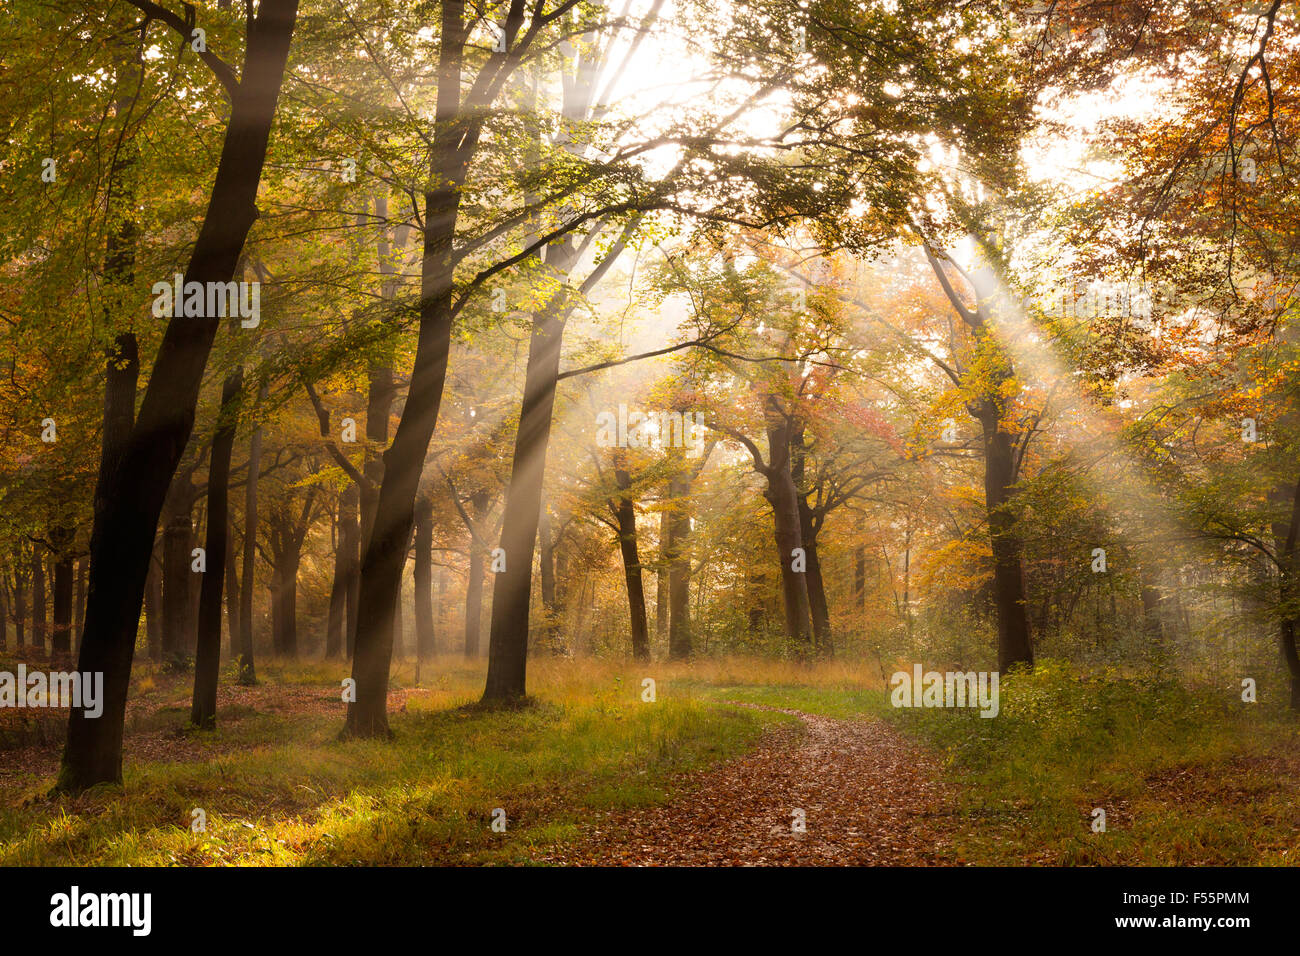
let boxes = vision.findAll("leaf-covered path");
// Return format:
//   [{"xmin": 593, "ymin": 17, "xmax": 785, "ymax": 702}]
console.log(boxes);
[{"xmin": 546, "ymin": 705, "xmax": 962, "ymax": 865}]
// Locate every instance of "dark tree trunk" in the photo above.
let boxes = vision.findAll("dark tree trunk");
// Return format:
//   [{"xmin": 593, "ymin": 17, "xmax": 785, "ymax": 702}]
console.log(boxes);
[
  {"xmin": 763, "ymin": 417, "xmax": 813, "ymax": 654},
  {"xmin": 225, "ymin": 524, "xmax": 240, "ymax": 658},
  {"xmin": 144, "ymin": 550, "xmax": 162, "ymax": 663},
  {"xmin": 74, "ymin": 557, "xmax": 87, "ymax": 653},
  {"xmin": 325, "ymin": 492, "xmax": 349, "ymax": 660},
  {"xmin": 344, "ymin": 204, "xmax": 435, "ymax": 735},
  {"xmin": 768, "ymin": 469, "xmax": 813, "ymax": 654},
  {"xmin": 791, "ymin": 429, "xmax": 831, "ymax": 656},
  {"xmin": 538, "ymin": 503, "xmax": 560, "ymax": 652},
  {"xmin": 665, "ymin": 475, "xmax": 693, "ymax": 659},
  {"xmin": 979, "ymin": 411, "xmax": 1033, "ymax": 670},
  {"xmin": 275, "ymin": 556, "xmax": 300, "ymax": 657},
  {"xmin": 13, "ymin": 561, "xmax": 25, "ymax": 649},
  {"xmin": 342, "ymin": 484, "xmax": 359, "ymax": 658},
  {"xmin": 51, "ymin": 551, "xmax": 74, "ymax": 660},
  {"xmin": 465, "ymin": 545, "xmax": 486, "ymax": 658},
  {"xmin": 803, "ymin": 536, "xmax": 832, "ymax": 655},
  {"xmin": 161, "ymin": 483, "xmax": 194, "ymax": 666},
  {"xmin": 656, "ymin": 509, "xmax": 669, "ymax": 639},
  {"xmin": 31, "ymin": 549, "xmax": 47, "ymax": 655},
  {"xmin": 267, "ymin": 500, "xmax": 311, "ymax": 659},
  {"xmin": 192, "ymin": 369, "xmax": 242, "ymax": 728},
  {"xmin": 239, "ymin": 397, "xmax": 265, "ymax": 685},
  {"xmin": 393, "ymin": 558, "xmax": 405, "ymax": 659},
  {"xmin": 58, "ymin": 0, "xmax": 299, "ymax": 793},
  {"xmin": 613, "ymin": 461, "xmax": 650, "ymax": 661},
  {"xmin": 414, "ymin": 495, "xmax": 435, "ymax": 662},
  {"xmin": 1271, "ymin": 480, "xmax": 1300, "ymax": 710}
]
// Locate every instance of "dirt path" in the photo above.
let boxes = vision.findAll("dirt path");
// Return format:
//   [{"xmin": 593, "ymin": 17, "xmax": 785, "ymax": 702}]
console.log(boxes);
[{"xmin": 546, "ymin": 704, "xmax": 962, "ymax": 865}]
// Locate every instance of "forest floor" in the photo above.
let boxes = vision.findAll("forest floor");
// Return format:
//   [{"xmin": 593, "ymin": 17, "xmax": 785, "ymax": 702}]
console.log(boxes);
[
  {"xmin": 0, "ymin": 652, "xmax": 1298, "ymax": 865},
  {"xmin": 543, "ymin": 704, "xmax": 962, "ymax": 865}
]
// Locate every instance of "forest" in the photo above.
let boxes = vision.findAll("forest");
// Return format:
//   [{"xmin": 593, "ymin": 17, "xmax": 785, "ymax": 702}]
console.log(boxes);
[{"xmin": 0, "ymin": 0, "xmax": 1297, "ymax": 882}]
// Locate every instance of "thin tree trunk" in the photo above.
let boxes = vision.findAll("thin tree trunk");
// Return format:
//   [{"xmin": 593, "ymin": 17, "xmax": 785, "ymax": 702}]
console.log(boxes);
[
  {"xmin": 192, "ymin": 369, "xmax": 242, "ymax": 728},
  {"xmin": 225, "ymin": 523, "xmax": 240, "ymax": 658},
  {"xmin": 465, "ymin": 547, "xmax": 486, "ymax": 658},
  {"xmin": 74, "ymin": 557, "xmax": 87, "ymax": 653},
  {"xmin": 538, "ymin": 503, "xmax": 560, "ymax": 652},
  {"xmin": 342, "ymin": 484, "xmax": 359, "ymax": 658},
  {"xmin": 666, "ymin": 475, "xmax": 693, "ymax": 659},
  {"xmin": 854, "ymin": 544, "xmax": 866, "ymax": 608},
  {"xmin": 656, "ymin": 509, "xmax": 669, "ymax": 639},
  {"xmin": 144, "ymin": 550, "xmax": 162, "ymax": 663},
  {"xmin": 13, "ymin": 560, "xmax": 25, "ymax": 649},
  {"xmin": 31, "ymin": 549, "xmax": 47, "ymax": 655},
  {"xmin": 161, "ymin": 484, "xmax": 194, "ymax": 666},
  {"xmin": 414, "ymin": 495, "xmax": 435, "ymax": 662},
  {"xmin": 325, "ymin": 495, "xmax": 347, "ymax": 659},
  {"xmin": 239, "ymin": 396, "xmax": 266, "ymax": 685},
  {"xmin": 51, "ymin": 553, "xmax": 74, "ymax": 660},
  {"xmin": 613, "ymin": 460, "xmax": 650, "ymax": 661}
]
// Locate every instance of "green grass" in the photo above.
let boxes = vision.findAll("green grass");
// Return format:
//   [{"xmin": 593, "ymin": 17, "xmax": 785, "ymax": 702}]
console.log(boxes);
[
  {"xmin": 671, "ymin": 656, "xmax": 1300, "ymax": 865},
  {"xmin": 875, "ymin": 659, "xmax": 1300, "ymax": 865},
  {"xmin": 3, "ymin": 652, "xmax": 1297, "ymax": 865},
  {"xmin": 0, "ymin": 657, "xmax": 774, "ymax": 866}
]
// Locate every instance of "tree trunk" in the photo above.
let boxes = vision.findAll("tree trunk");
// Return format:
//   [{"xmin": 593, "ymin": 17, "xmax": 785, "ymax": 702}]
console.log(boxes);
[
  {"xmin": 225, "ymin": 524, "xmax": 240, "ymax": 659},
  {"xmin": 854, "ymin": 544, "xmax": 866, "ymax": 609},
  {"xmin": 13, "ymin": 560, "xmax": 25, "ymax": 649},
  {"xmin": 763, "ymin": 416, "xmax": 813, "ymax": 654},
  {"xmin": 656, "ymin": 509, "xmax": 669, "ymax": 638},
  {"xmin": 613, "ymin": 461, "xmax": 650, "ymax": 661},
  {"xmin": 980, "ymin": 411, "xmax": 1033, "ymax": 670},
  {"xmin": 802, "ymin": 535, "xmax": 832, "ymax": 655},
  {"xmin": 144, "ymin": 551, "xmax": 162, "ymax": 663},
  {"xmin": 325, "ymin": 493, "xmax": 348, "ymax": 659},
  {"xmin": 768, "ymin": 467, "xmax": 813, "ymax": 654},
  {"xmin": 239, "ymin": 396, "xmax": 266, "ymax": 685},
  {"xmin": 465, "ymin": 486, "xmax": 488, "ymax": 658},
  {"xmin": 465, "ymin": 544, "xmax": 486, "ymax": 658},
  {"xmin": 1271, "ymin": 480, "xmax": 1300, "ymax": 710},
  {"xmin": 268, "ymin": 507, "xmax": 304, "ymax": 660},
  {"xmin": 483, "ymin": 306, "xmax": 566, "ymax": 702},
  {"xmin": 74, "ymin": 557, "xmax": 87, "ymax": 653},
  {"xmin": 538, "ymin": 503, "xmax": 560, "ymax": 652},
  {"xmin": 414, "ymin": 495, "xmax": 435, "ymax": 662},
  {"xmin": 51, "ymin": 552, "xmax": 74, "ymax": 660},
  {"xmin": 192, "ymin": 370, "xmax": 242, "ymax": 728},
  {"xmin": 58, "ymin": 0, "xmax": 299, "ymax": 793},
  {"xmin": 161, "ymin": 485, "xmax": 194, "ymax": 666},
  {"xmin": 31, "ymin": 549, "xmax": 47, "ymax": 655},
  {"xmin": 342, "ymin": 484, "xmax": 359, "ymax": 658},
  {"xmin": 666, "ymin": 475, "xmax": 693, "ymax": 659}
]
